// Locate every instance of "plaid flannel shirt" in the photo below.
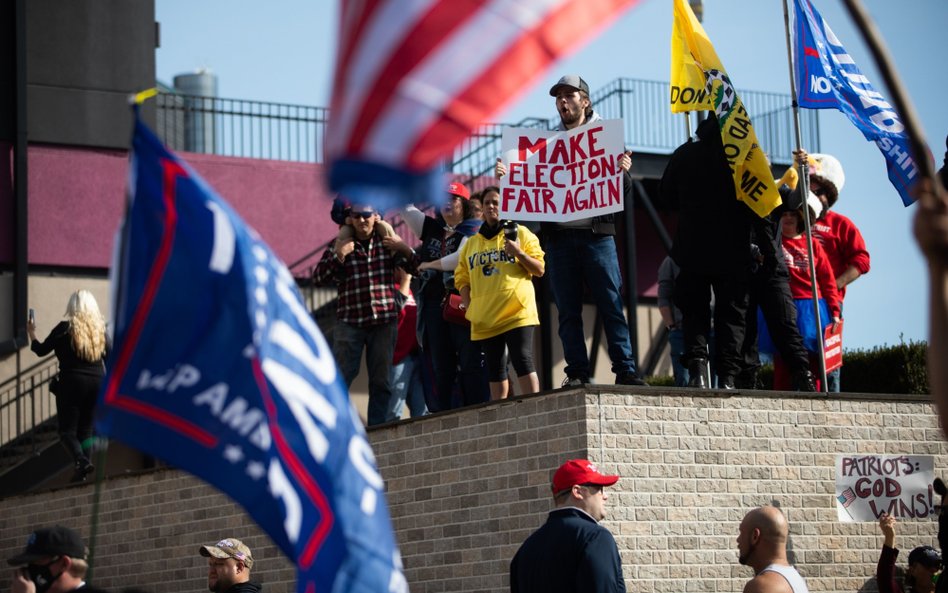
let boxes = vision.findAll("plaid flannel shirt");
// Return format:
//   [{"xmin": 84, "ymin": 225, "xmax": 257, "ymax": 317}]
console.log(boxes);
[{"xmin": 313, "ymin": 235, "xmax": 402, "ymax": 328}]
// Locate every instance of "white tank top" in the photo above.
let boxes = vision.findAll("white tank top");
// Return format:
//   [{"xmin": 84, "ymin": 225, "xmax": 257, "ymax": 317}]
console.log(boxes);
[{"xmin": 761, "ymin": 563, "xmax": 810, "ymax": 593}]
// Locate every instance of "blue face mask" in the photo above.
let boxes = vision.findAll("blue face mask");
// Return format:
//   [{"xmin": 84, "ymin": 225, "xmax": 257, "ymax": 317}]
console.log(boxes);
[{"xmin": 26, "ymin": 559, "xmax": 64, "ymax": 593}]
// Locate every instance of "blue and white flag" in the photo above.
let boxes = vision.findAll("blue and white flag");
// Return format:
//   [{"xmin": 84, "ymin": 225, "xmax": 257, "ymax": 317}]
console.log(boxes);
[
  {"xmin": 97, "ymin": 111, "xmax": 407, "ymax": 593},
  {"xmin": 792, "ymin": 0, "xmax": 919, "ymax": 207}
]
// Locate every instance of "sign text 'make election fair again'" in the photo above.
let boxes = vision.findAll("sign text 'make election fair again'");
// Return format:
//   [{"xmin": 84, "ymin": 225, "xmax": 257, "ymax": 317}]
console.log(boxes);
[{"xmin": 501, "ymin": 124, "xmax": 624, "ymax": 218}]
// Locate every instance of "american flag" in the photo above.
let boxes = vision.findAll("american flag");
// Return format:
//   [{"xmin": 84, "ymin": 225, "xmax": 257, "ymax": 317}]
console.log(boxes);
[
  {"xmin": 837, "ymin": 487, "xmax": 857, "ymax": 508},
  {"xmin": 326, "ymin": 0, "xmax": 642, "ymax": 208}
]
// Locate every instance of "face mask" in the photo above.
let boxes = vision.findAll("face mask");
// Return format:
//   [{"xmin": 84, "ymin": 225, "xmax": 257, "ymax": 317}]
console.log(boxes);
[{"xmin": 26, "ymin": 559, "xmax": 63, "ymax": 593}]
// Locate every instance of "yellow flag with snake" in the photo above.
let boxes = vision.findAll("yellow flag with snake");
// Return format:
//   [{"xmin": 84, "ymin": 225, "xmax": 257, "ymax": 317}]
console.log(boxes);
[{"xmin": 670, "ymin": 0, "xmax": 781, "ymax": 218}]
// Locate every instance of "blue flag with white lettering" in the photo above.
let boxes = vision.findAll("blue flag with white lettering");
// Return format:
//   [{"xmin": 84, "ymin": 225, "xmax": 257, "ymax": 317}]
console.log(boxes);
[
  {"xmin": 792, "ymin": 0, "xmax": 919, "ymax": 206},
  {"xmin": 97, "ymin": 111, "xmax": 407, "ymax": 593}
]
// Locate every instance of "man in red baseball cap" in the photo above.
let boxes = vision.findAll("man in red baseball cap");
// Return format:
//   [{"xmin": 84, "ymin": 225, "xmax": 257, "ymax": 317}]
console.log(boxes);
[{"xmin": 510, "ymin": 459, "xmax": 626, "ymax": 593}]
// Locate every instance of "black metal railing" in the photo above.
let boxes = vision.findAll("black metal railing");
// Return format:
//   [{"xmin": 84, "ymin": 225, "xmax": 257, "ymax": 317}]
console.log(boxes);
[
  {"xmin": 155, "ymin": 77, "xmax": 819, "ymax": 173},
  {"xmin": 0, "ymin": 357, "xmax": 59, "ymax": 453},
  {"xmin": 156, "ymin": 93, "xmax": 329, "ymax": 162}
]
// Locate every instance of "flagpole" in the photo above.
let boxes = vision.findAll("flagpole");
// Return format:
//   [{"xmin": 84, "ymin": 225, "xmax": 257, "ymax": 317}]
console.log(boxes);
[{"xmin": 782, "ymin": 0, "xmax": 828, "ymax": 391}]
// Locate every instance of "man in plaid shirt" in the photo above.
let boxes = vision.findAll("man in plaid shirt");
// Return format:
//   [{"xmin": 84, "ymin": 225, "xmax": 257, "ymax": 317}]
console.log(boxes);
[{"xmin": 314, "ymin": 203, "xmax": 413, "ymax": 426}]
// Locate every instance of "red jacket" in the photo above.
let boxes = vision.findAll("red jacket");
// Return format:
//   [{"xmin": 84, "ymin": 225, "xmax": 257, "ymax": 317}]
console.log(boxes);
[
  {"xmin": 811, "ymin": 210, "xmax": 870, "ymax": 301},
  {"xmin": 781, "ymin": 234, "xmax": 841, "ymax": 318}
]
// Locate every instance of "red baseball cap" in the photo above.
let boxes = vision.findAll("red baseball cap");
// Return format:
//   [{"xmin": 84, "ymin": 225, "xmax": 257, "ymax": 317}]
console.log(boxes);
[
  {"xmin": 447, "ymin": 182, "xmax": 470, "ymax": 200},
  {"xmin": 552, "ymin": 459, "xmax": 619, "ymax": 493}
]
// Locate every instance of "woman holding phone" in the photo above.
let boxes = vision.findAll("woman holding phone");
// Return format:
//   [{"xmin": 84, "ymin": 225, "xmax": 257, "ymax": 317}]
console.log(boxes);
[{"xmin": 28, "ymin": 290, "xmax": 109, "ymax": 482}]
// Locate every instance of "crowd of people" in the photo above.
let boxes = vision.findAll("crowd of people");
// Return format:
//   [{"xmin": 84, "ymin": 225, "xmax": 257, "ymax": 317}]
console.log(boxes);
[
  {"xmin": 314, "ymin": 74, "xmax": 663, "ymax": 425},
  {"xmin": 312, "ymin": 72, "xmax": 877, "ymax": 423},
  {"xmin": 658, "ymin": 108, "xmax": 870, "ymax": 392}
]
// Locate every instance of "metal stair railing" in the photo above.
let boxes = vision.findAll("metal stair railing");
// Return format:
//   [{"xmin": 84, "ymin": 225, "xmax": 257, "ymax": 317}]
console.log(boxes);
[{"xmin": 0, "ymin": 356, "xmax": 59, "ymax": 453}]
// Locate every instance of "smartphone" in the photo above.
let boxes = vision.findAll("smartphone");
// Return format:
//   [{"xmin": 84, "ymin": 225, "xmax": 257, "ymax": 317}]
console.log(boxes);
[{"xmin": 28, "ymin": 308, "xmax": 35, "ymax": 324}]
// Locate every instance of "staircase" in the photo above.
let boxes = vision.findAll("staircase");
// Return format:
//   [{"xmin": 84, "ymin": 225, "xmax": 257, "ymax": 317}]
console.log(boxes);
[{"xmin": 0, "ymin": 357, "xmax": 76, "ymax": 495}]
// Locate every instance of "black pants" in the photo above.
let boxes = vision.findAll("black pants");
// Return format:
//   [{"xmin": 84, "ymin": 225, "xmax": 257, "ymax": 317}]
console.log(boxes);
[
  {"xmin": 479, "ymin": 325, "xmax": 536, "ymax": 382},
  {"xmin": 742, "ymin": 264, "xmax": 811, "ymax": 374},
  {"xmin": 56, "ymin": 372, "xmax": 101, "ymax": 464},
  {"xmin": 675, "ymin": 268, "xmax": 749, "ymax": 379}
]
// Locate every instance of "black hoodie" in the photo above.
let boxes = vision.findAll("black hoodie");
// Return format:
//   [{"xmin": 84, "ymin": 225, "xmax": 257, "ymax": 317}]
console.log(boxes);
[{"xmin": 659, "ymin": 115, "xmax": 756, "ymax": 275}]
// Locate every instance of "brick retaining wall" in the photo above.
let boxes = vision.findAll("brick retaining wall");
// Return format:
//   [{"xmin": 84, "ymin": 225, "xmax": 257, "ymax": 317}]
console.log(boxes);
[{"xmin": 1, "ymin": 387, "xmax": 944, "ymax": 593}]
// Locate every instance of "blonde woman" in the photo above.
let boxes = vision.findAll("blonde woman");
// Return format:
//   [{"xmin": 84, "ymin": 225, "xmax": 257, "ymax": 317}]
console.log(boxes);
[{"xmin": 28, "ymin": 290, "xmax": 109, "ymax": 482}]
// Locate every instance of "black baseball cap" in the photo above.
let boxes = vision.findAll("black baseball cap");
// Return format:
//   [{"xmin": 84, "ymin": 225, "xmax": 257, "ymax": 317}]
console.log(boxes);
[
  {"xmin": 7, "ymin": 526, "xmax": 87, "ymax": 566},
  {"xmin": 909, "ymin": 546, "xmax": 941, "ymax": 569}
]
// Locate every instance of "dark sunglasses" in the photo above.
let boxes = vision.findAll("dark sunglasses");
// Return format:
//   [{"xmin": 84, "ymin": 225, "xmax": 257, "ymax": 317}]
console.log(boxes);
[
  {"xmin": 350, "ymin": 210, "xmax": 376, "ymax": 220},
  {"xmin": 812, "ymin": 186, "xmax": 829, "ymax": 197}
]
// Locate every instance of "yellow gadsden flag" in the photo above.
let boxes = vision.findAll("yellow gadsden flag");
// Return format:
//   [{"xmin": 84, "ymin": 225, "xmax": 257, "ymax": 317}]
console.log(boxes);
[{"xmin": 670, "ymin": 0, "xmax": 781, "ymax": 218}]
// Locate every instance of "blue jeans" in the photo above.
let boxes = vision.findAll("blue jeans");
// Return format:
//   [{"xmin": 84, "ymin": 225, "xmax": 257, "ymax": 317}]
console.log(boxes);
[
  {"xmin": 420, "ymin": 296, "xmax": 489, "ymax": 412},
  {"xmin": 826, "ymin": 368, "xmax": 841, "ymax": 392},
  {"xmin": 669, "ymin": 327, "xmax": 717, "ymax": 387},
  {"xmin": 332, "ymin": 320, "xmax": 397, "ymax": 426},
  {"xmin": 388, "ymin": 352, "xmax": 428, "ymax": 419},
  {"xmin": 544, "ymin": 230, "xmax": 636, "ymax": 377},
  {"xmin": 668, "ymin": 328, "xmax": 689, "ymax": 387}
]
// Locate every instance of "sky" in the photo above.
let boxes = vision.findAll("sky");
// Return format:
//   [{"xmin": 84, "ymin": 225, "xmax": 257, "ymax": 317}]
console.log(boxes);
[{"xmin": 155, "ymin": 0, "xmax": 948, "ymax": 352}]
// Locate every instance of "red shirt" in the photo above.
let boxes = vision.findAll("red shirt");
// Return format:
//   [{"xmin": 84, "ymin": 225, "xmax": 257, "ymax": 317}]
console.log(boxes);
[
  {"xmin": 811, "ymin": 210, "xmax": 870, "ymax": 301},
  {"xmin": 393, "ymin": 290, "xmax": 419, "ymax": 364},
  {"xmin": 781, "ymin": 234, "xmax": 841, "ymax": 318}
]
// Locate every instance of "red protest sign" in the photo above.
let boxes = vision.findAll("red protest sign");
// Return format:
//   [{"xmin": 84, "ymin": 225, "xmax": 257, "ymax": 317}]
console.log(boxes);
[{"xmin": 824, "ymin": 319, "xmax": 843, "ymax": 373}]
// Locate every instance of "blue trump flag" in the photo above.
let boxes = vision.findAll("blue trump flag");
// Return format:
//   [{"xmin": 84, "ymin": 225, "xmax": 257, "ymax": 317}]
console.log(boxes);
[
  {"xmin": 97, "ymin": 111, "xmax": 407, "ymax": 593},
  {"xmin": 792, "ymin": 0, "xmax": 920, "ymax": 207}
]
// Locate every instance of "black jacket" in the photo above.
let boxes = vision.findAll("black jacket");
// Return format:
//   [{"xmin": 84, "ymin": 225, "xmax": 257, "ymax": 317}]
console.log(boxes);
[
  {"xmin": 31, "ymin": 321, "xmax": 109, "ymax": 377},
  {"xmin": 510, "ymin": 508, "xmax": 626, "ymax": 593},
  {"xmin": 659, "ymin": 115, "xmax": 756, "ymax": 275},
  {"xmin": 224, "ymin": 582, "xmax": 262, "ymax": 593}
]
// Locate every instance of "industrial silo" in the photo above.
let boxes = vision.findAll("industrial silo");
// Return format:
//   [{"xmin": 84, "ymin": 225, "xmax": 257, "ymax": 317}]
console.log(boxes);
[{"xmin": 174, "ymin": 69, "xmax": 218, "ymax": 153}]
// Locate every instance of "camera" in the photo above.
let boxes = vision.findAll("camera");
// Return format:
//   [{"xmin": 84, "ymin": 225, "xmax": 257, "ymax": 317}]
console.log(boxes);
[{"xmin": 502, "ymin": 220, "xmax": 518, "ymax": 242}]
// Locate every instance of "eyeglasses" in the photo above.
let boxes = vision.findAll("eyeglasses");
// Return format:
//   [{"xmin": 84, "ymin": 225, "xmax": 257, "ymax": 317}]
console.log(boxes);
[
  {"xmin": 350, "ymin": 210, "xmax": 375, "ymax": 220},
  {"xmin": 812, "ymin": 186, "xmax": 829, "ymax": 198}
]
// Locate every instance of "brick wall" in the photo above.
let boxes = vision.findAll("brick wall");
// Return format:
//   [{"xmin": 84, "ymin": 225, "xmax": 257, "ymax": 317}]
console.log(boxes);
[{"xmin": 1, "ymin": 387, "xmax": 945, "ymax": 593}]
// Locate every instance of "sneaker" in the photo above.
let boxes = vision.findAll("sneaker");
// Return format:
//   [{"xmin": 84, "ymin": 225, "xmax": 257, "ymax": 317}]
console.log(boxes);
[
  {"xmin": 70, "ymin": 458, "xmax": 94, "ymax": 483},
  {"xmin": 719, "ymin": 375, "xmax": 737, "ymax": 390},
  {"xmin": 561, "ymin": 374, "xmax": 590, "ymax": 388},
  {"xmin": 615, "ymin": 371, "xmax": 648, "ymax": 386}
]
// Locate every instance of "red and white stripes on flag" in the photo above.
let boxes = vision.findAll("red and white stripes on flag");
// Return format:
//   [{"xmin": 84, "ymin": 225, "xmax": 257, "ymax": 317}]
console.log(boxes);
[{"xmin": 326, "ymin": 0, "xmax": 641, "ymax": 206}]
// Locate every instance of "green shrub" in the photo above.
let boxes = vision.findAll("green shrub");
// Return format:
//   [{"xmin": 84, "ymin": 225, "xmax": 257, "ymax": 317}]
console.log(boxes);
[
  {"xmin": 645, "ymin": 374, "xmax": 675, "ymax": 387},
  {"xmin": 840, "ymin": 337, "xmax": 929, "ymax": 394},
  {"xmin": 647, "ymin": 338, "xmax": 928, "ymax": 394}
]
